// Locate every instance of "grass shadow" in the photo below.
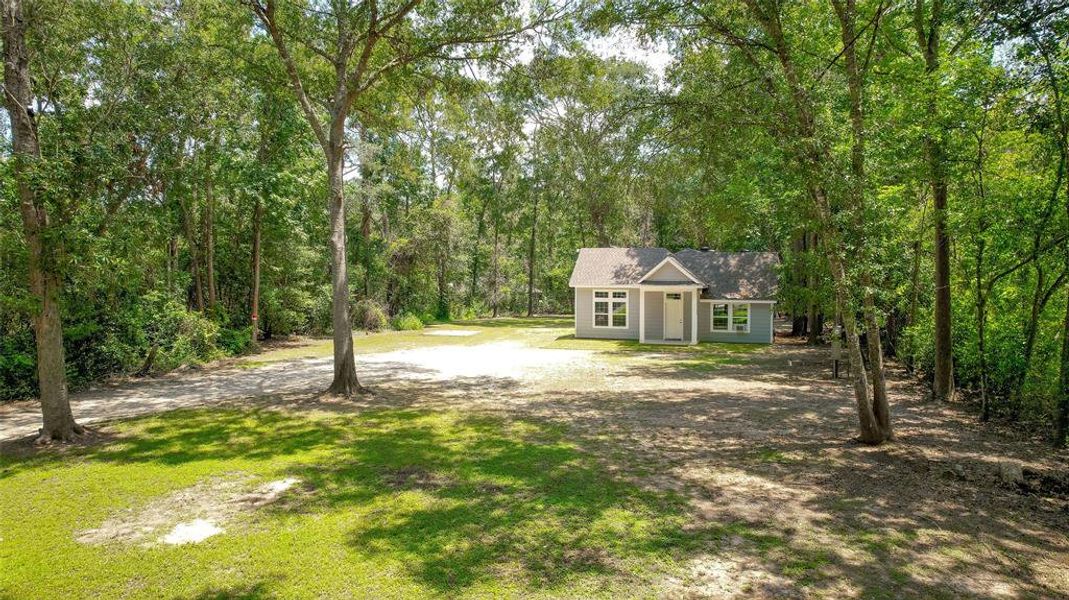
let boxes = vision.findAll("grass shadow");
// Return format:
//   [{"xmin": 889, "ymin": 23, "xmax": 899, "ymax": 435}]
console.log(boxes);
[{"xmin": 0, "ymin": 406, "xmax": 714, "ymax": 597}]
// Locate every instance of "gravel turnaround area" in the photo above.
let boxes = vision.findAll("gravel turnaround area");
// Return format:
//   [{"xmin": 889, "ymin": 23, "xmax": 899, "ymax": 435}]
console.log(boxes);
[{"xmin": 3, "ymin": 323, "xmax": 1068, "ymax": 598}]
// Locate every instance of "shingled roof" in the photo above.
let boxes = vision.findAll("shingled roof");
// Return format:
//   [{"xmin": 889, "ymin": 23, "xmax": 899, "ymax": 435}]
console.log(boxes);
[{"xmin": 569, "ymin": 247, "xmax": 779, "ymax": 300}]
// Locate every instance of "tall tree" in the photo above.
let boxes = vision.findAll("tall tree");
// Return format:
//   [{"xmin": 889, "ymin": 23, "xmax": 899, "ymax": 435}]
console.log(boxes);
[
  {"xmin": 1, "ymin": 0, "xmax": 82, "ymax": 441},
  {"xmin": 245, "ymin": 0, "xmax": 535, "ymax": 395},
  {"xmin": 914, "ymin": 0, "xmax": 954, "ymax": 402}
]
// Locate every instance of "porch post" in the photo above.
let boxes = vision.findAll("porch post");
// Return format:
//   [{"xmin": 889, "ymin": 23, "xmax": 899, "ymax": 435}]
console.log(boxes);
[
  {"xmin": 639, "ymin": 287, "xmax": 646, "ymax": 343},
  {"xmin": 690, "ymin": 289, "xmax": 698, "ymax": 344}
]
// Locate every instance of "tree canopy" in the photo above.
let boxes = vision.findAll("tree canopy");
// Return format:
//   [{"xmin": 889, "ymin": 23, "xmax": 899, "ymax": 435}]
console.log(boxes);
[{"xmin": 1, "ymin": 0, "xmax": 1067, "ymax": 445}]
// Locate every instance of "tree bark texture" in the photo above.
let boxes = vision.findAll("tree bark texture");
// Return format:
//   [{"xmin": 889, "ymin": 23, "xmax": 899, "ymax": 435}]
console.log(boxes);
[
  {"xmin": 324, "ymin": 133, "xmax": 362, "ymax": 396},
  {"xmin": 915, "ymin": 0, "xmax": 955, "ymax": 402},
  {"xmin": 250, "ymin": 195, "xmax": 263, "ymax": 349},
  {"xmin": 2, "ymin": 0, "xmax": 83, "ymax": 441}
]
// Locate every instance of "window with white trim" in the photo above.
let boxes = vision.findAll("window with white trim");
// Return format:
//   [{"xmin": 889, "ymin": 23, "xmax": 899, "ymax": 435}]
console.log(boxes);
[
  {"xmin": 711, "ymin": 303, "xmax": 730, "ymax": 331},
  {"xmin": 593, "ymin": 290, "xmax": 628, "ymax": 328},
  {"xmin": 710, "ymin": 302, "xmax": 750, "ymax": 333},
  {"xmin": 732, "ymin": 303, "xmax": 750, "ymax": 332}
]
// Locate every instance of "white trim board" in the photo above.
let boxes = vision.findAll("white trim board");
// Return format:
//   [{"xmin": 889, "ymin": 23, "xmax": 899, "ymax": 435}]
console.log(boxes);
[{"xmin": 638, "ymin": 256, "xmax": 704, "ymax": 285}]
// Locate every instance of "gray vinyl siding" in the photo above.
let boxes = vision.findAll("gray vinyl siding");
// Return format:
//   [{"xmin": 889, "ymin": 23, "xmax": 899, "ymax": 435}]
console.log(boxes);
[
  {"xmin": 644, "ymin": 261, "xmax": 690, "ymax": 282},
  {"xmin": 574, "ymin": 287, "xmax": 640, "ymax": 340},
  {"xmin": 643, "ymin": 291, "xmax": 663, "ymax": 340},
  {"xmin": 683, "ymin": 291, "xmax": 694, "ymax": 343},
  {"xmin": 697, "ymin": 301, "xmax": 774, "ymax": 344}
]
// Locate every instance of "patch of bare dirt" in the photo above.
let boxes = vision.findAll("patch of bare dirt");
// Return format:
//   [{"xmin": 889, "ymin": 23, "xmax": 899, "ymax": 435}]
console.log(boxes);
[
  {"xmin": 76, "ymin": 474, "xmax": 303, "ymax": 546},
  {"xmin": 665, "ymin": 553, "xmax": 800, "ymax": 600},
  {"xmin": 380, "ymin": 466, "xmax": 454, "ymax": 491}
]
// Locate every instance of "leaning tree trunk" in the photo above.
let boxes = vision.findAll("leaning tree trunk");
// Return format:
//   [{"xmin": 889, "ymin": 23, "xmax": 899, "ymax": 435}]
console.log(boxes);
[
  {"xmin": 817, "ymin": 192, "xmax": 890, "ymax": 444},
  {"xmin": 745, "ymin": 0, "xmax": 890, "ymax": 442},
  {"xmin": 837, "ymin": 0, "xmax": 891, "ymax": 437},
  {"xmin": 2, "ymin": 0, "xmax": 83, "ymax": 442},
  {"xmin": 324, "ymin": 134, "xmax": 362, "ymax": 396}
]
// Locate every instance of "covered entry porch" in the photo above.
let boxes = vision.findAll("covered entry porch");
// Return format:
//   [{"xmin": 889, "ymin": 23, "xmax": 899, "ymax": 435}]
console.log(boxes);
[{"xmin": 639, "ymin": 284, "xmax": 703, "ymax": 344}]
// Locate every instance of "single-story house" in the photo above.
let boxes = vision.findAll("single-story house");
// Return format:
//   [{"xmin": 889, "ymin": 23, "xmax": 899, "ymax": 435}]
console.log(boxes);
[{"xmin": 568, "ymin": 247, "xmax": 780, "ymax": 344}]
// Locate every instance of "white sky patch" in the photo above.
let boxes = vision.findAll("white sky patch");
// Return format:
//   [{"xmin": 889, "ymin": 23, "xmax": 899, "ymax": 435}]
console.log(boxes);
[{"xmin": 586, "ymin": 29, "xmax": 675, "ymax": 82}]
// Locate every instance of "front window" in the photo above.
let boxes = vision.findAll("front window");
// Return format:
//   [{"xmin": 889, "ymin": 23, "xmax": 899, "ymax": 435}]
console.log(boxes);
[
  {"xmin": 710, "ymin": 302, "xmax": 750, "ymax": 333},
  {"xmin": 732, "ymin": 303, "xmax": 750, "ymax": 332},
  {"xmin": 593, "ymin": 290, "xmax": 628, "ymax": 328},
  {"xmin": 712, "ymin": 303, "xmax": 729, "ymax": 331}
]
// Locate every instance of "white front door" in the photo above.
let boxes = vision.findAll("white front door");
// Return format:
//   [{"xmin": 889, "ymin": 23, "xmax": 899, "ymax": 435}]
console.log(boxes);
[{"xmin": 664, "ymin": 293, "xmax": 683, "ymax": 340}]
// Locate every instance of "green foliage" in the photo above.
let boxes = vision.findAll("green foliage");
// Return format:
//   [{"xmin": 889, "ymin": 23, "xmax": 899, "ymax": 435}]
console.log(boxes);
[
  {"xmin": 391, "ymin": 312, "xmax": 425, "ymax": 331},
  {"xmin": 0, "ymin": 0, "xmax": 1066, "ymax": 442},
  {"xmin": 0, "ymin": 328, "xmax": 35, "ymax": 401},
  {"xmin": 353, "ymin": 299, "xmax": 389, "ymax": 332},
  {"xmin": 217, "ymin": 327, "xmax": 252, "ymax": 356}
]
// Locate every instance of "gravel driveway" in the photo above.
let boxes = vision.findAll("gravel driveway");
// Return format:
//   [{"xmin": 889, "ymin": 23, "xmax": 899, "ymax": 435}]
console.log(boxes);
[{"xmin": 0, "ymin": 341, "xmax": 592, "ymax": 441}]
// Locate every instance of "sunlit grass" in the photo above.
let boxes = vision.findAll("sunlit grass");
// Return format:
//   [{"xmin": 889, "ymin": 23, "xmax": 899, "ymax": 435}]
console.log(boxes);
[{"xmin": 0, "ymin": 408, "xmax": 703, "ymax": 598}]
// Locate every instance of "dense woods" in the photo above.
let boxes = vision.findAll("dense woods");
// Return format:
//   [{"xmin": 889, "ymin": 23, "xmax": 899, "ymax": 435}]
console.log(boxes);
[{"xmin": 1, "ymin": 0, "xmax": 1067, "ymax": 445}]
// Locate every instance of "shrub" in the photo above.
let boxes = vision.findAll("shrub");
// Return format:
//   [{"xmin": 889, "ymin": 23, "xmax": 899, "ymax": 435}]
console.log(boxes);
[
  {"xmin": 453, "ymin": 305, "xmax": 480, "ymax": 321},
  {"xmin": 391, "ymin": 312, "xmax": 424, "ymax": 331},
  {"xmin": 309, "ymin": 284, "xmax": 335, "ymax": 334},
  {"xmin": 0, "ymin": 326, "xmax": 35, "ymax": 400},
  {"xmin": 217, "ymin": 327, "xmax": 252, "ymax": 355},
  {"xmin": 354, "ymin": 299, "xmax": 389, "ymax": 332}
]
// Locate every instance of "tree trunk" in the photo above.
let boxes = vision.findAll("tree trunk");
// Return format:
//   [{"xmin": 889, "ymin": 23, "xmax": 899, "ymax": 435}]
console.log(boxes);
[
  {"xmin": 527, "ymin": 190, "xmax": 539, "ymax": 317},
  {"xmin": 250, "ymin": 195, "xmax": 263, "ymax": 350},
  {"xmin": 491, "ymin": 209, "xmax": 500, "ymax": 318},
  {"xmin": 181, "ymin": 192, "xmax": 204, "ymax": 312},
  {"xmin": 469, "ymin": 197, "xmax": 487, "ymax": 308},
  {"xmin": 1016, "ymin": 264, "xmax": 1046, "ymax": 412},
  {"xmin": 915, "ymin": 0, "xmax": 954, "ymax": 402},
  {"xmin": 835, "ymin": 0, "xmax": 891, "ymax": 437},
  {"xmin": 2, "ymin": 0, "xmax": 83, "ymax": 442},
  {"xmin": 790, "ymin": 231, "xmax": 808, "ymax": 337},
  {"xmin": 975, "ymin": 249, "xmax": 990, "ymax": 421},
  {"xmin": 205, "ymin": 176, "xmax": 217, "ymax": 312},
  {"xmin": 324, "ymin": 133, "xmax": 362, "ymax": 396},
  {"xmin": 743, "ymin": 0, "xmax": 890, "ymax": 442},
  {"xmin": 807, "ymin": 231, "xmax": 820, "ymax": 345},
  {"xmin": 821, "ymin": 221, "xmax": 886, "ymax": 444},
  {"xmin": 167, "ymin": 234, "xmax": 177, "ymax": 294}
]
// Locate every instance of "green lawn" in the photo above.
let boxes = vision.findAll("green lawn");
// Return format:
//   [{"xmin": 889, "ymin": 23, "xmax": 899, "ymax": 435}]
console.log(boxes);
[{"xmin": 0, "ymin": 408, "xmax": 703, "ymax": 599}]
